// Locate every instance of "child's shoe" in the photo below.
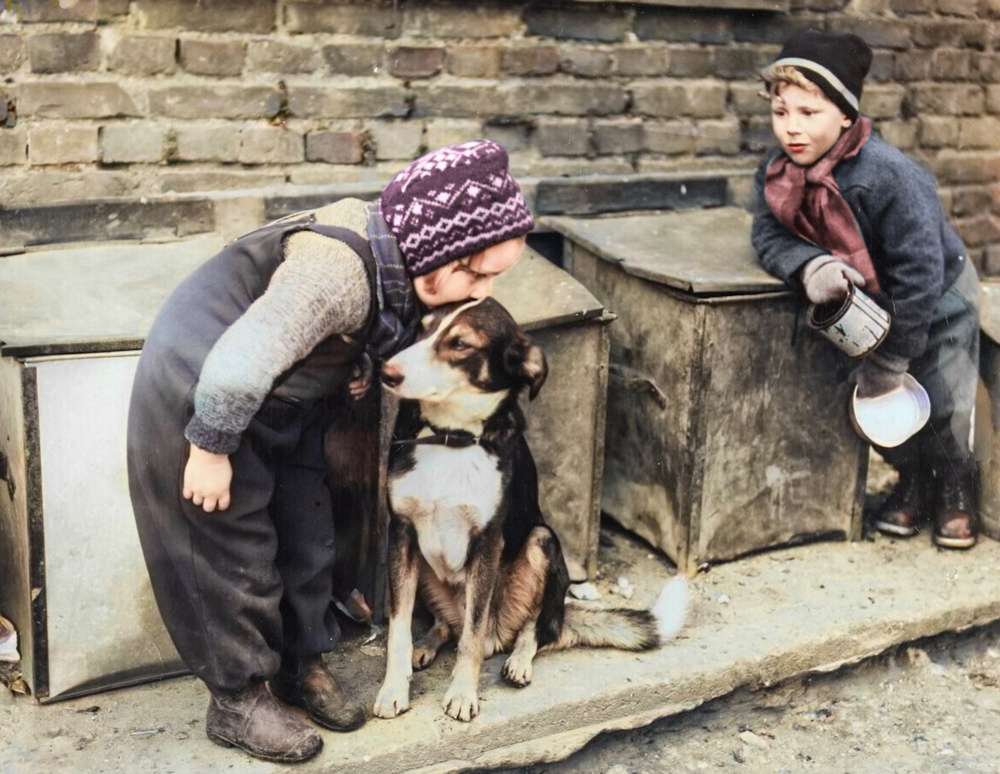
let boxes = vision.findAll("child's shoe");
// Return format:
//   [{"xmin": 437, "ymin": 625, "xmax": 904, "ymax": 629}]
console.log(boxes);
[
  {"xmin": 872, "ymin": 466, "xmax": 924, "ymax": 537},
  {"xmin": 931, "ymin": 469, "xmax": 977, "ymax": 550}
]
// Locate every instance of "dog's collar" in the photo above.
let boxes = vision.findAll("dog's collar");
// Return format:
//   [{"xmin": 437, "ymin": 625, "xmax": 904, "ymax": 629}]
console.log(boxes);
[{"xmin": 392, "ymin": 425, "xmax": 482, "ymax": 449}]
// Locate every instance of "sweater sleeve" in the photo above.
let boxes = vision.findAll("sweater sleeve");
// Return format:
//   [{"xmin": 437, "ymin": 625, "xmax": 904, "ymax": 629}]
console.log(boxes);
[{"xmin": 184, "ymin": 231, "xmax": 372, "ymax": 454}]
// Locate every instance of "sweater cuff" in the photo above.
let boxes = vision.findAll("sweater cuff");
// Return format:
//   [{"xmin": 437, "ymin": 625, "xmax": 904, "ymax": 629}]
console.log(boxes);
[
  {"xmin": 184, "ymin": 415, "xmax": 242, "ymax": 455},
  {"xmin": 867, "ymin": 348, "xmax": 910, "ymax": 374}
]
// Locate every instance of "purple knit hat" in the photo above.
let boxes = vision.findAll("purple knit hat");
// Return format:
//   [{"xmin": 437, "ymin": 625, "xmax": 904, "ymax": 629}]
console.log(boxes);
[{"xmin": 378, "ymin": 140, "xmax": 534, "ymax": 278}]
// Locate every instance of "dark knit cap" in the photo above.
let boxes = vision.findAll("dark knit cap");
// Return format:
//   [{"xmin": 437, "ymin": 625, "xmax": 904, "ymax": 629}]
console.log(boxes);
[
  {"xmin": 378, "ymin": 140, "xmax": 534, "ymax": 278},
  {"xmin": 768, "ymin": 29, "xmax": 873, "ymax": 120}
]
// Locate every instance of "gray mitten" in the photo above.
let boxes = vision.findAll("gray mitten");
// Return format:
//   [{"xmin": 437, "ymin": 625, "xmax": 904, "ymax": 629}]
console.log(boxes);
[
  {"xmin": 799, "ymin": 256, "xmax": 866, "ymax": 305},
  {"xmin": 853, "ymin": 350, "xmax": 909, "ymax": 399}
]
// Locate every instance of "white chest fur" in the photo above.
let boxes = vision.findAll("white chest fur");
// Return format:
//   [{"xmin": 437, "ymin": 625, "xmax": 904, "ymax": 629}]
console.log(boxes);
[{"xmin": 390, "ymin": 444, "xmax": 503, "ymax": 585}]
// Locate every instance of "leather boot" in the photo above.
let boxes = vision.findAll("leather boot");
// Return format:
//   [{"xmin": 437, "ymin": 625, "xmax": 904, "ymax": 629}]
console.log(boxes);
[
  {"xmin": 932, "ymin": 468, "xmax": 978, "ymax": 550},
  {"xmin": 872, "ymin": 465, "xmax": 924, "ymax": 537},
  {"xmin": 206, "ymin": 681, "xmax": 322, "ymax": 763},
  {"xmin": 270, "ymin": 655, "xmax": 367, "ymax": 732}
]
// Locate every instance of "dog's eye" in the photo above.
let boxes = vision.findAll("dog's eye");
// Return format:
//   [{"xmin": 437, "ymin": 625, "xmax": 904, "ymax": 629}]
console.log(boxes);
[{"xmin": 450, "ymin": 338, "xmax": 470, "ymax": 351}]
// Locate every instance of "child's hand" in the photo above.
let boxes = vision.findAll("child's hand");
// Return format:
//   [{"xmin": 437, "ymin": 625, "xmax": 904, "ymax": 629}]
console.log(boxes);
[
  {"xmin": 800, "ymin": 256, "xmax": 864, "ymax": 305},
  {"xmin": 183, "ymin": 444, "xmax": 233, "ymax": 512},
  {"xmin": 348, "ymin": 353, "xmax": 374, "ymax": 401}
]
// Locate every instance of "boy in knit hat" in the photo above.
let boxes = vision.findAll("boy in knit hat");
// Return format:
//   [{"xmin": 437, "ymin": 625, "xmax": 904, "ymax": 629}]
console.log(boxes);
[
  {"xmin": 127, "ymin": 140, "xmax": 533, "ymax": 763},
  {"xmin": 751, "ymin": 30, "xmax": 980, "ymax": 550}
]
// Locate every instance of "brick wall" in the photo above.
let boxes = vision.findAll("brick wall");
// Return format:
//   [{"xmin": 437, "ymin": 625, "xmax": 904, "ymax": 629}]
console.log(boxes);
[{"xmin": 1, "ymin": 0, "xmax": 999, "ymax": 270}]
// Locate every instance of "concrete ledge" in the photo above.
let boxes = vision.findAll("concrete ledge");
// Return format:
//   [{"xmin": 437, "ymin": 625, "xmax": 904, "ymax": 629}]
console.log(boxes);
[{"xmin": 3, "ymin": 532, "xmax": 1000, "ymax": 773}]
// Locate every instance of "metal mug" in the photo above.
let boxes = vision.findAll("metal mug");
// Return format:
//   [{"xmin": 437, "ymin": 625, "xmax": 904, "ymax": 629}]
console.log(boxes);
[{"xmin": 807, "ymin": 284, "xmax": 891, "ymax": 358}]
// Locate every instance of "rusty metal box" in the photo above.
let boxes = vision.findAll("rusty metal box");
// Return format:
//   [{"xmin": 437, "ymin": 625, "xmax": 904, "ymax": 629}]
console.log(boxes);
[{"xmin": 545, "ymin": 207, "xmax": 868, "ymax": 571}]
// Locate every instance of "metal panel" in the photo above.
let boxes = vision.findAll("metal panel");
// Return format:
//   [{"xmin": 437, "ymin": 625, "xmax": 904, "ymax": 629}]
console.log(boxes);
[{"xmin": 32, "ymin": 354, "xmax": 183, "ymax": 700}]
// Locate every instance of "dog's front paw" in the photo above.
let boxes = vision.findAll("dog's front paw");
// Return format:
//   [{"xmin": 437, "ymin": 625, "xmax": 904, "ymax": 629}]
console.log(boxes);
[
  {"xmin": 373, "ymin": 681, "xmax": 410, "ymax": 719},
  {"xmin": 412, "ymin": 646, "xmax": 437, "ymax": 671},
  {"xmin": 501, "ymin": 654, "xmax": 533, "ymax": 687},
  {"xmin": 442, "ymin": 684, "xmax": 479, "ymax": 722}
]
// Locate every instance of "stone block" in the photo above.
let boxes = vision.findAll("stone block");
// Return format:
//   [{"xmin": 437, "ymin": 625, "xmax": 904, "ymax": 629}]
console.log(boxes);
[
  {"xmin": 955, "ymin": 213, "xmax": 1000, "ymax": 245},
  {"xmin": 714, "ymin": 46, "xmax": 768, "ymax": 80},
  {"xmin": 959, "ymin": 117, "xmax": 1000, "ymax": 149},
  {"xmin": 938, "ymin": 0, "xmax": 979, "ymax": 15},
  {"xmin": 615, "ymin": 46, "xmax": 668, "ymax": 77},
  {"xmin": 135, "ymin": 0, "xmax": 276, "ymax": 33},
  {"xmin": 911, "ymin": 19, "xmax": 979, "ymax": 48},
  {"xmin": 932, "ymin": 48, "xmax": 972, "ymax": 80},
  {"xmin": 159, "ymin": 169, "xmax": 287, "ymax": 194},
  {"xmin": 424, "ymin": 119, "xmax": 483, "ymax": 150},
  {"xmin": 247, "ymin": 40, "xmax": 318, "ymax": 74},
  {"xmin": 411, "ymin": 83, "xmax": 506, "ymax": 118},
  {"xmin": 869, "ymin": 51, "xmax": 895, "ymax": 82},
  {"xmin": 18, "ymin": 82, "xmax": 140, "ymax": 119},
  {"xmin": 536, "ymin": 119, "xmax": 590, "ymax": 157},
  {"xmin": 403, "ymin": 6, "xmax": 522, "ymax": 38},
  {"xmin": 876, "ymin": 119, "xmax": 919, "ymax": 149},
  {"xmin": 860, "ymin": 84, "xmax": 906, "ymax": 119},
  {"xmin": 693, "ymin": 118, "xmax": 741, "ymax": 155},
  {"xmin": 173, "ymin": 123, "xmax": 240, "ymax": 162},
  {"xmin": 912, "ymin": 84, "xmax": 984, "ymax": 115},
  {"xmin": 366, "ymin": 121, "xmax": 423, "ymax": 161},
  {"xmin": 239, "ymin": 125, "xmax": 304, "ymax": 164},
  {"xmin": 593, "ymin": 119, "xmax": 643, "ymax": 155},
  {"xmin": 0, "ymin": 125, "xmax": 26, "ymax": 165},
  {"xmin": 149, "ymin": 85, "xmax": 278, "ymax": 120},
  {"xmin": 920, "ymin": 116, "xmax": 960, "ymax": 147},
  {"xmin": 323, "ymin": 44, "xmax": 386, "ymax": 77},
  {"xmin": 389, "ymin": 47, "xmax": 446, "ymax": 79},
  {"xmin": 483, "ymin": 122, "xmax": 531, "ymax": 153},
  {"xmin": 634, "ymin": 10, "xmax": 733, "ymax": 45},
  {"xmin": 742, "ymin": 116, "xmax": 776, "ymax": 153},
  {"xmin": 989, "ymin": 85, "xmax": 1000, "ymax": 114},
  {"xmin": 109, "ymin": 35, "xmax": 176, "ymax": 76},
  {"xmin": 100, "ymin": 122, "xmax": 168, "ymax": 164},
  {"xmin": 952, "ymin": 185, "xmax": 993, "ymax": 217},
  {"xmin": 28, "ymin": 33, "xmax": 99, "ymax": 74},
  {"xmin": 179, "ymin": 39, "xmax": 246, "ymax": 77},
  {"xmin": 895, "ymin": 51, "xmax": 932, "ymax": 81},
  {"xmin": 496, "ymin": 81, "xmax": 627, "ymax": 116},
  {"xmin": 28, "ymin": 124, "xmax": 98, "ymax": 165},
  {"xmin": 930, "ymin": 150, "xmax": 1000, "ymax": 185},
  {"xmin": 826, "ymin": 17, "xmax": 911, "ymax": 49},
  {"xmin": 644, "ymin": 120, "xmax": 697, "ymax": 155},
  {"xmin": 730, "ymin": 82, "xmax": 770, "ymax": 116},
  {"xmin": 285, "ymin": 2, "xmax": 399, "ymax": 38},
  {"xmin": 0, "ymin": 35, "xmax": 24, "ymax": 76},
  {"xmin": 305, "ymin": 130, "xmax": 364, "ymax": 164},
  {"xmin": 732, "ymin": 16, "xmax": 812, "ymax": 44},
  {"xmin": 502, "ymin": 47, "xmax": 559, "ymax": 77},
  {"xmin": 891, "ymin": 0, "xmax": 935, "ymax": 11},
  {"xmin": 560, "ymin": 48, "xmax": 614, "ymax": 79},
  {"xmin": 524, "ymin": 6, "xmax": 631, "ymax": 42},
  {"xmin": 666, "ymin": 46, "xmax": 715, "ymax": 78},
  {"xmin": 447, "ymin": 46, "xmax": 500, "ymax": 78},
  {"xmin": 975, "ymin": 53, "xmax": 1000, "ymax": 83},
  {"xmin": 632, "ymin": 79, "xmax": 727, "ymax": 118},
  {"xmin": 288, "ymin": 85, "xmax": 409, "ymax": 119},
  {"xmin": 13, "ymin": 0, "xmax": 128, "ymax": 22}
]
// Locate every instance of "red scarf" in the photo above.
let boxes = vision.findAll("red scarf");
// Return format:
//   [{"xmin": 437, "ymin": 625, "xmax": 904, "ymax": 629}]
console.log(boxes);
[{"xmin": 765, "ymin": 117, "xmax": 879, "ymax": 292}]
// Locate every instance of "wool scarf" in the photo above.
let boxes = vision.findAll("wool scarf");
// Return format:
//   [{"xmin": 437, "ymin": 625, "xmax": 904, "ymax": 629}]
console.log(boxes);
[
  {"xmin": 765, "ymin": 117, "xmax": 880, "ymax": 292},
  {"xmin": 365, "ymin": 203, "xmax": 421, "ymax": 360}
]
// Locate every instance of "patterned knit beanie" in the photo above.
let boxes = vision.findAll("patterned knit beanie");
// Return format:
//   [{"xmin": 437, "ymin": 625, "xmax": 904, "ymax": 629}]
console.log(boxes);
[
  {"xmin": 378, "ymin": 140, "xmax": 534, "ymax": 278},
  {"xmin": 767, "ymin": 29, "xmax": 872, "ymax": 121}
]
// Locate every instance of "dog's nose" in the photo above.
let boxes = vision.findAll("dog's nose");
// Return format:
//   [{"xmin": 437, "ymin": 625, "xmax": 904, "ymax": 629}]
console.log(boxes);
[{"xmin": 381, "ymin": 362, "xmax": 404, "ymax": 389}]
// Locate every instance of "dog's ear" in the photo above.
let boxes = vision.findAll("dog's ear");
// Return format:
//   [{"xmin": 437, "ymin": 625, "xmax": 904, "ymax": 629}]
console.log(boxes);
[{"xmin": 505, "ymin": 332, "xmax": 548, "ymax": 400}]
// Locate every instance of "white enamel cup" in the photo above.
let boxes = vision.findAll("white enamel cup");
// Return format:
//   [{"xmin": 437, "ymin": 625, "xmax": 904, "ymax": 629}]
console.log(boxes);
[{"xmin": 807, "ymin": 284, "xmax": 891, "ymax": 358}]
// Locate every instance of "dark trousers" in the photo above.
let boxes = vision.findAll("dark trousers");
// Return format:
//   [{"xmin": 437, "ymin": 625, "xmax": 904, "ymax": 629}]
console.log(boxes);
[{"xmin": 128, "ymin": 394, "xmax": 341, "ymax": 692}]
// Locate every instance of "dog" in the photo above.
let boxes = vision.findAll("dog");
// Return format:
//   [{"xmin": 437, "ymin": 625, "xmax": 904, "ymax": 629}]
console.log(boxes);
[{"xmin": 372, "ymin": 297, "xmax": 689, "ymax": 722}]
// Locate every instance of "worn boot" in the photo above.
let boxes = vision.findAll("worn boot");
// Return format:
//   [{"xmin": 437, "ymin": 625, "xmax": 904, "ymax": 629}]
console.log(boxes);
[
  {"xmin": 206, "ymin": 681, "xmax": 323, "ymax": 763},
  {"xmin": 270, "ymin": 655, "xmax": 367, "ymax": 732},
  {"xmin": 872, "ymin": 465, "xmax": 925, "ymax": 537},
  {"xmin": 932, "ymin": 468, "xmax": 978, "ymax": 550}
]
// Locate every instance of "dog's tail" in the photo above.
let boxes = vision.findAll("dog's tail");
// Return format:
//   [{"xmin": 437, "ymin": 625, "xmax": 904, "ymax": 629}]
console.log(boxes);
[{"xmin": 554, "ymin": 576, "xmax": 690, "ymax": 652}]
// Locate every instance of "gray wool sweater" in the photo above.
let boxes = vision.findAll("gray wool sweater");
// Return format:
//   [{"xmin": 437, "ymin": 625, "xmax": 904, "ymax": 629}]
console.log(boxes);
[{"xmin": 751, "ymin": 131, "xmax": 968, "ymax": 360}]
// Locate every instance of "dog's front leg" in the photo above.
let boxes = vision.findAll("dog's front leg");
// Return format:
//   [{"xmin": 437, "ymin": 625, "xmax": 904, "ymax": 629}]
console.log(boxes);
[
  {"xmin": 373, "ymin": 519, "xmax": 420, "ymax": 719},
  {"xmin": 442, "ymin": 524, "xmax": 502, "ymax": 722}
]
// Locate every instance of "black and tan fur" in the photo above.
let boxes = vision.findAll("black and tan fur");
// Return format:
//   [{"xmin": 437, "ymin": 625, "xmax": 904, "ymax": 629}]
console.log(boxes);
[{"xmin": 372, "ymin": 297, "xmax": 688, "ymax": 722}]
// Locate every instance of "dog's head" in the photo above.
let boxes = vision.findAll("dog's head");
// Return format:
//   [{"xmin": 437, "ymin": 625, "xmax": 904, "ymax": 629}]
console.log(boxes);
[{"xmin": 381, "ymin": 298, "xmax": 548, "ymax": 412}]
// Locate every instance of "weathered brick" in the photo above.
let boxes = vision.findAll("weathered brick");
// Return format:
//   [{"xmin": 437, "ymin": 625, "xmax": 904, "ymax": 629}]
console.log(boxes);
[
  {"xmin": 790, "ymin": 0, "xmax": 846, "ymax": 11},
  {"xmin": 634, "ymin": 11, "xmax": 733, "ymax": 45},
  {"xmin": 742, "ymin": 116, "xmax": 777, "ymax": 153},
  {"xmin": 955, "ymin": 213, "xmax": 1000, "ymax": 245},
  {"xmin": 174, "ymin": 123, "xmax": 240, "ymax": 162},
  {"xmin": 149, "ymin": 85, "xmax": 278, "ymax": 120},
  {"xmin": 13, "ymin": 0, "xmax": 128, "ymax": 22},
  {"xmin": 366, "ymin": 121, "xmax": 422, "ymax": 160},
  {"xmin": 0, "ymin": 125, "xmax": 26, "ymax": 165},
  {"xmin": 932, "ymin": 48, "xmax": 972, "ymax": 80},
  {"xmin": 285, "ymin": 2, "xmax": 399, "ymax": 38},
  {"xmin": 895, "ymin": 51, "xmax": 932, "ymax": 81},
  {"xmin": 826, "ymin": 17, "xmax": 911, "ymax": 49},
  {"xmin": 247, "ymin": 40, "xmax": 318, "ymax": 74},
  {"xmin": 860, "ymin": 84, "xmax": 906, "ymax": 119},
  {"xmin": 730, "ymin": 82, "xmax": 771, "ymax": 116},
  {"xmin": 715, "ymin": 46, "xmax": 769, "ymax": 80},
  {"xmin": 159, "ymin": 169, "xmax": 287, "ymax": 194},
  {"xmin": 912, "ymin": 84, "xmax": 984, "ymax": 115},
  {"xmin": 18, "ymin": 82, "xmax": 140, "ymax": 119},
  {"xmin": 615, "ymin": 46, "xmax": 668, "ymax": 77},
  {"xmin": 135, "ymin": 0, "xmax": 276, "ymax": 33},
  {"xmin": 288, "ymin": 85, "xmax": 409, "ymax": 119},
  {"xmin": 876, "ymin": 119, "xmax": 919, "ymax": 149},
  {"xmin": 502, "ymin": 47, "xmax": 559, "ymax": 77},
  {"xmin": 975, "ymin": 53, "xmax": 1000, "ymax": 83},
  {"xmin": 560, "ymin": 48, "xmax": 614, "ymax": 79},
  {"xmin": 389, "ymin": 47, "xmax": 446, "ymax": 79},
  {"xmin": 869, "ymin": 51, "xmax": 895, "ymax": 82},
  {"xmin": 694, "ymin": 118, "xmax": 741, "ymax": 155},
  {"xmin": 496, "ymin": 81, "xmax": 627, "ymax": 116},
  {"xmin": 911, "ymin": 19, "xmax": 980, "ymax": 48},
  {"xmin": 28, "ymin": 33, "xmax": 99, "ymax": 74},
  {"xmin": 536, "ymin": 119, "xmax": 590, "ymax": 156},
  {"xmin": 109, "ymin": 35, "xmax": 176, "ymax": 76},
  {"xmin": 28, "ymin": 123, "xmax": 98, "ymax": 165},
  {"xmin": 643, "ymin": 120, "xmax": 697, "ymax": 155},
  {"xmin": 989, "ymin": 85, "xmax": 1000, "ymax": 114},
  {"xmin": 447, "ymin": 46, "xmax": 500, "ymax": 78},
  {"xmin": 593, "ymin": 119, "xmax": 643, "ymax": 154},
  {"xmin": 951, "ymin": 185, "xmax": 993, "ymax": 217},
  {"xmin": 632, "ymin": 79, "xmax": 727, "ymax": 118},
  {"xmin": 891, "ymin": 0, "xmax": 934, "ymax": 12},
  {"xmin": 938, "ymin": 0, "xmax": 979, "ymax": 15},
  {"xmin": 666, "ymin": 46, "xmax": 715, "ymax": 78},
  {"xmin": 180, "ymin": 39, "xmax": 246, "ymax": 77},
  {"xmin": 930, "ymin": 150, "xmax": 1000, "ymax": 184},
  {"xmin": 425, "ymin": 119, "xmax": 483, "ymax": 150},
  {"xmin": 305, "ymin": 130, "xmax": 364, "ymax": 164},
  {"xmin": 99, "ymin": 122, "xmax": 168, "ymax": 163},
  {"xmin": 240, "ymin": 125, "xmax": 304, "ymax": 164},
  {"xmin": 984, "ymin": 242, "xmax": 1000, "ymax": 276},
  {"xmin": 732, "ymin": 17, "xmax": 812, "ymax": 45},
  {"xmin": 323, "ymin": 44, "xmax": 386, "ymax": 77},
  {"xmin": 483, "ymin": 122, "xmax": 531, "ymax": 153},
  {"xmin": 524, "ymin": 6, "xmax": 631, "ymax": 42},
  {"xmin": 920, "ymin": 116, "xmax": 960, "ymax": 147},
  {"xmin": 412, "ymin": 83, "xmax": 509, "ymax": 118},
  {"xmin": 959, "ymin": 117, "xmax": 1000, "ymax": 148},
  {"xmin": 0, "ymin": 35, "xmax": 24, "ymax": 75},
  {"xmin": 403, "ymin": 6, "xmax": 522, "ymax": 38}
]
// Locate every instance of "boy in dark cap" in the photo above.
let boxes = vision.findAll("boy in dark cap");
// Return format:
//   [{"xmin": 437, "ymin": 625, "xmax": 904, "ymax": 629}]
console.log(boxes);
[
  {"xmin": 751, "ymin": 29, "xmax": 981, "ymax": 550},
  {"xmin": 127, "ymin": 140, "xmax": 533, "ymax": 763}
]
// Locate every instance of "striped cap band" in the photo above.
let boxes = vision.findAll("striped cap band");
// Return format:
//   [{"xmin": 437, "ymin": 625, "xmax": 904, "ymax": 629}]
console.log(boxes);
[{"xmin": 770, "ymin": 57, "xmax": 860, "ymax": 112}]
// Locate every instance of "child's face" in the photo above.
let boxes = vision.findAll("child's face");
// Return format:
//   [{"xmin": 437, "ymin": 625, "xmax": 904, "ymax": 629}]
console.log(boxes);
[
  {"xmin": 413, "ymin": 236, "xmax": 525, "ymax": 308},
  {"xmin": 770, "ymin": 82, "xmax": 852, "ymax": 166}
]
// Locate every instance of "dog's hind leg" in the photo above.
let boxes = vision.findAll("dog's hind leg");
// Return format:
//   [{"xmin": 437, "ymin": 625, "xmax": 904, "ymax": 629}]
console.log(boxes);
[
  {"xmin": 413, "ymin": 565, "xmax": 462, "ymax": 670},
  {"xmin": 373, "ymin": 519, "xmax": 420, "ymax": 719}
]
